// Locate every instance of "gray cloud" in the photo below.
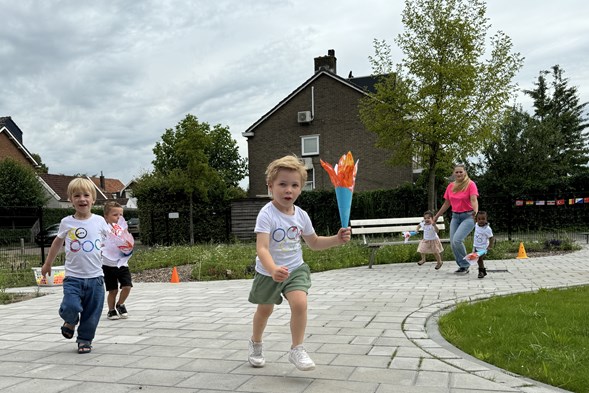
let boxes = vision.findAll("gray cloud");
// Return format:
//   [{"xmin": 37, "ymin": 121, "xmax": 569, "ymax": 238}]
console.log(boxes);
[{"xmin": 1, "ymin": 0, "xmax": 587, "ymax": 187}]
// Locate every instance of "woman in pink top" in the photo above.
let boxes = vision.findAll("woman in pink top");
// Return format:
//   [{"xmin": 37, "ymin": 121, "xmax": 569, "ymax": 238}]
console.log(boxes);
[{"xmin": 433, "ymin": 164, "xmax": 479, "ymax": 274}]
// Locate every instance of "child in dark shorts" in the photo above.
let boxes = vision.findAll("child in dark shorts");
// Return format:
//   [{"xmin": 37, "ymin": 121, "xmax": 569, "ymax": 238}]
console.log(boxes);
[{"xmin": 102, "ymin": 202, "xmax": 134, "ymax": 320}]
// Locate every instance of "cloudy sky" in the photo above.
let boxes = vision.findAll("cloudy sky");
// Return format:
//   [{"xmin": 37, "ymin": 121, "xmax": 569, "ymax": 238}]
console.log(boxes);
[{"xmin": 1, "ymin": 0, "xmax": 587, "ymax": 188}]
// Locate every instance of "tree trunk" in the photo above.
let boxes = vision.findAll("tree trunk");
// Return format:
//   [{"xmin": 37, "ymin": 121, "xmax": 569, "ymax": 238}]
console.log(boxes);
[
  {"xmin": 428, "ymin": 167, "xmax": 436, "ymax": 211},
  {"xmin": 427, "ymin": 149, "xmax": 438, "ymax": 211},
  {"xmin": 189, "ymin": 193, "xmax": 195, "ymax": 245}
]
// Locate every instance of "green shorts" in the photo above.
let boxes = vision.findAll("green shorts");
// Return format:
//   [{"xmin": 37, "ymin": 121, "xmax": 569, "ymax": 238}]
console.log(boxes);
[{"xmin": 248, "ymin": 264, "xmax": 311, "ymax": 305}]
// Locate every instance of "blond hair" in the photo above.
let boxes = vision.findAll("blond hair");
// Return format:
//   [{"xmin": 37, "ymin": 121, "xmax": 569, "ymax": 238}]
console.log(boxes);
[
  {"xmin": 452, "ymin": 164, "xmax": 471, "ymax": 193},
  {"xmin": 265, "ymin": 155, "xmax": 308, "ymax": 185},
  {"xmin": 67, "ymin": 178, "xmax": 96, "ymax": 201},
  {"xmin": 103, "ymin": 201, "xmax": 123, "ymax": 215}
]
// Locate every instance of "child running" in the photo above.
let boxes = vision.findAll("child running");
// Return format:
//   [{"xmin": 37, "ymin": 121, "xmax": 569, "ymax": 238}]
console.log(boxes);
[
  {"xmin": 102, "ymin": 201, "xmax": 135, "ymax": 320},
  {"xmin": 248, "ymin": 155, "xmax": 351, "ymax": 371},
  {"xmin": 416, "ymin": 210, "xmax": 444, "ymax": 270},
  {"xmin": 473, "ymin": 211, "xmax": 494, "ymax": 279},
  {"xmin": 41, "ymin": 178, "xmax": 110, "ymax": 354}
]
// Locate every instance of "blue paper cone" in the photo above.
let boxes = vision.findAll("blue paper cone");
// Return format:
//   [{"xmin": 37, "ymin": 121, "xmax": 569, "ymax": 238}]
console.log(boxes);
[{"xmin": 335, "ymin": 187, "xmax": 353, "ymax": 227}]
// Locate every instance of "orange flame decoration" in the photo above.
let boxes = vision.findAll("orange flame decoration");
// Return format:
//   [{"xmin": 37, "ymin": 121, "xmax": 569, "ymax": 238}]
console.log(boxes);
[{"xmin": 320, "ymin": 151, "xmax": 358, "ymax": 191}]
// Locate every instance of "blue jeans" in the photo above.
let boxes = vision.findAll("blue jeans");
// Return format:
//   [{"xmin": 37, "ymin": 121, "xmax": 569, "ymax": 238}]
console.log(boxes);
[
  {"xmin": 59, "ymin": 276, "xmax": 105, "ymax": 345},
  {"xmin": 450, "ymin": 212, "xmax": 476, "ymax": 268}
]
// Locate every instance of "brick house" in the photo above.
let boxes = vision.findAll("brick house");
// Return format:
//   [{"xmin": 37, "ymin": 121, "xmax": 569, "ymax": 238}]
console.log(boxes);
[
  {"xmin": 2, "ymin": 116, "xmax": 130, "ymax": 209},
  {"xmin": 242, "ymin": 49, "xmax": 413, "ymax": 197},
  {"xmin": 0, "ymin": 116, "xmax": 39, "ymax": 169}
]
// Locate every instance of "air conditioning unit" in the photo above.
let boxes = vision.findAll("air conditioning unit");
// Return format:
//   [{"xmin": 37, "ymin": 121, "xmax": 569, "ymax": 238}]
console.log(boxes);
[{"xmin": 297, "ymin": 111, "xmax": 312, "ymax": 123}]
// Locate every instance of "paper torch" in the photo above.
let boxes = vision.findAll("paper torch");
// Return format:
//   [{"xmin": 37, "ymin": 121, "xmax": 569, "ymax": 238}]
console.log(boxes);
[
  {"xmin": 102, "ymin": 216, "xmax": 135, "ymax": 267},
  {"xmin": 464, "ymin": 249, "xmax": 487, "ymax": 265},
  {"xmin": 402, "ymin": 231, "xmax": 418, "ymax": 244},
  {"xmin": 320, "ymin": 151, "xmax": 358, "ymax": 228}
]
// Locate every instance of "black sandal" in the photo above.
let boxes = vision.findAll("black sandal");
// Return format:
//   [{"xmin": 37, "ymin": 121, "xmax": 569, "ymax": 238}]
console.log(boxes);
[
  {"xmin": 78, "ymin": 343, "xmax": 92, "ymax": 354},
  {"xmin": 61, "ymin": 323, "xmax": 74, "ymax": 339}
]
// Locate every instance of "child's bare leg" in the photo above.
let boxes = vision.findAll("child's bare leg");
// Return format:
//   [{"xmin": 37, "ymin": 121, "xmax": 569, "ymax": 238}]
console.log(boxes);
[
  {"xmin": 285, "ymin": 290, "xmax": 307, "ymax": 347},
  {"xmin": 117, "ymin": 286, "xmax": 131, "ymax": 306},
  {"xmin": 417, "ymin": 253, "xmax": 426, "ymax": 265},
  {"xmin": 107, "ymin": 290, "xmax": 117, "ymax": 310},
  {"xmin": 477, "ymin": 257, "xmax": 485, "ymax": 269},
  {"xmin": 434, "ymin": 253, "xmax": 443, "ymax": 269},
  {"xmin": 252, "ymin": 304, "xmax": 274, "ymax": 342}
]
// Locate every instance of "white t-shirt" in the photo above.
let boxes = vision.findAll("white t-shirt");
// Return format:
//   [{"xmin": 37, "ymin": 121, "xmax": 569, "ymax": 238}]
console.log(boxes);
[
  {"xmin": 473, "ymin": 223, "xmax": 494, "ymax": 249},
  {"xmin": 420, "ymin": 221, "xmax": 439, "ymax": 241},
  {"xmin": 57, "ymin": 214, "xmax": 110, "ymax": 278},
  {"xmin": 254, "ymin": 202, "xmax": 315, "ymax": 276}
]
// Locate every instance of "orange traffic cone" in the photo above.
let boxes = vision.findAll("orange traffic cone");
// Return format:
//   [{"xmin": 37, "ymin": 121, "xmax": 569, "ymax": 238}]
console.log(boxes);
[
  {"xmin": 170, "ymin": 266, "xmax": 180, "ymax": 283},
  {"xmin": 516, "ymin": 242, "xmax": 528, "ymax": 259}
]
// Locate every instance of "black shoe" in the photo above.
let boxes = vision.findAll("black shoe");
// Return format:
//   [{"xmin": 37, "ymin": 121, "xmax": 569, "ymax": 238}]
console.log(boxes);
[
  {"xmin": 478, "ymin": 268, "xmax": 487, "ymax": 279},
  {"xmin": 116, "ymin": 304, "xmax": 128, "ymax": 319},
  {"xmin": 454, "ymin": 267, "xmax": 469, "ymax": 275},
  {"xmin": 107, "ymin": 309, "xmax": 119, "ymax": 320}
]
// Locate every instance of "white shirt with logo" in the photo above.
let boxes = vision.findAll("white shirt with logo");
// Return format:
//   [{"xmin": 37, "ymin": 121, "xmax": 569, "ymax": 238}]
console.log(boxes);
[
  {"xmin": 57, "ymin": 214, "xmax": 110, "ymax": 278},
  {"xmin": 254, "ymin": 202, "xmax": 315, "ymax": 276}
]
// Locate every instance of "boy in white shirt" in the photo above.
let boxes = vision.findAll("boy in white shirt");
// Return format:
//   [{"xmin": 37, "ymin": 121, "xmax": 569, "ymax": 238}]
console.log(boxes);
[
  {"xmin": 102, "ymin": 201, "xmax": 134, "ymax": 320},
  {"xmin": 247, "ymin": 155, "xmax": 351, "ymax": 371},
  {"xmin": 473, "ymin": 211, "xmax": 495, "ymax": 279},
  {"xmin": 42, "ymin": 178, "xmax": 110, "ymax": 354}
]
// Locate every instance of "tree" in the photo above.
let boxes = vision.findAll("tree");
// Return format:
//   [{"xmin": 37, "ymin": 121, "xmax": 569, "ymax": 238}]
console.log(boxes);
[
  {"xmin": 480, "ymin": 66, "xmax": 589, "ymax": 195},
  {"xmin": 524, "ymin": 65, "xmax": 589, "ymax": 177},
  {"xmin": 479, "ymin": 107, "xmax": 555, "ymax": 194},
  {"xmin": 359, "ymin": 0, "xmax": 523, "ymax": 209},
  {"xmin": 152, "ymin": 114, "xmax": 247, "ymax": 189},
  {"xmin": 139, "ymin": 114, "xmax": 247, "ymax": 244},
  {"xmin": 30, "ymin": 153, "xmax": 49, "ymax": 174},
  {"xmin": 0, "ymin": 158, "xmax": 47, "ymax": 206},
  {"xmin": 208, "ymin": 124, "xmax": 248, "ymax": 188}
]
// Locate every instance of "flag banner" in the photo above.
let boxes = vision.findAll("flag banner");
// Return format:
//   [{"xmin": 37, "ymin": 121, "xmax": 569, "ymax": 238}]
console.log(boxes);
[
  {"xmin": 584, "ymin": 197, "xmax": 589, "ymax": 203},
  {"xmin": 535, "ymin": 200, "xmax": 545, "ymax": 206},
  {"xmin": 569, "ymin": 199, "xmax": 575, "ymax": 205},
  {"xmin": 526, "ymin": 200, "xmax": 534, "ymax": 206},
  {"xmin": 547, "ymin": 200, "xmax": 556, "ymax": 206},
  {"xmin": 557, "ymin": 199, "xmax": 565, "ymax": 206},
  {"xmin": 575, "ymin": 198, "xmax": 583, "ymax": 204},
  {"xmin": 515, "ymin": 200, "xmax": 524, "ymax": 206}
]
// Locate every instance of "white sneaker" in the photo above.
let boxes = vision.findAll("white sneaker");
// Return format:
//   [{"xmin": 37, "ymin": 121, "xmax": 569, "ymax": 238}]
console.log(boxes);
[
  {"xmin": 288, "ymin": 345, "xmax": 315, "ymax": 371},
  {"xmin": 248, "ymin": 339, "xmax": 265, "ymax": 367}
]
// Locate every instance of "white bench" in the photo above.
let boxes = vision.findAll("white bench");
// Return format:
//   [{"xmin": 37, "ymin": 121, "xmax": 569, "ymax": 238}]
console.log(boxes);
[{"xmin": 350, "ymin": 216, "xmax": 449, "ymax": 268}]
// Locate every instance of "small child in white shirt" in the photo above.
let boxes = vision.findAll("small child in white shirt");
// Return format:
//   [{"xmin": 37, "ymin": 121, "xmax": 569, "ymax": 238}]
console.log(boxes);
[
  {"xmin": 473, "ymin": 211, "xmax": 495, "ymax": 279},
  {"xmin": 416, "ymin": 210, "xmax": 444, "ymax": 270}
]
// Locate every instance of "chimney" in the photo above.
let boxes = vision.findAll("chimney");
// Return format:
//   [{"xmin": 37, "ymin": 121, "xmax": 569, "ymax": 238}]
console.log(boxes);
[
  {"xmin": 100, "ymin": 171, "xmax": 105, "ymax": 190},
  {"xmin": 314, "ymin": 49, "xmax": 337, "ymax": 74}
]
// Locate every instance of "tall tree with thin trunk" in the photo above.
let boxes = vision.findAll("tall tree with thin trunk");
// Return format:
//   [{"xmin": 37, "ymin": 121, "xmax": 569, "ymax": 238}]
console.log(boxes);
[{"xmin": 360, "ymin": 0, "xmax": 523, "ymax": 210}]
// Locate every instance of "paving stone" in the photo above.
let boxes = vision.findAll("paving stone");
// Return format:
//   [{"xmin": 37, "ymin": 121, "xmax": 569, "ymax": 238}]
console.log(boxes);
[{"xmin": 1, "ymin": 246, "xmax": 587, "ymax": 392}]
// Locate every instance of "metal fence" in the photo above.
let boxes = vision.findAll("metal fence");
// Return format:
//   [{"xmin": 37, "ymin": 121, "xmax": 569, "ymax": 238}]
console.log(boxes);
[{"xmin": 1, "ymin": 196, "xmax": 588, "ymax": 288}]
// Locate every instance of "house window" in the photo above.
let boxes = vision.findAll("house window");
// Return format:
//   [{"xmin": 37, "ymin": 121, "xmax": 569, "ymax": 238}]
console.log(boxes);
[
  {"xmin": 301, "ymin": 135, "xmax": 319, "ymax": 156},
  {"xmin": 304, "ymin": 168, "xmax": 315, "ymax": 191}
]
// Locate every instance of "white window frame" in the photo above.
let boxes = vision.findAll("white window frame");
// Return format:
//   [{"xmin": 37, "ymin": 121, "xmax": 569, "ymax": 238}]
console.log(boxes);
[
  {"xmin": 301, "ymin": 135, "xmax": 319, "ymax": 156},
  {"xmin": 303, "ymin": 168, "xmax": 315, "ymax": 191}
]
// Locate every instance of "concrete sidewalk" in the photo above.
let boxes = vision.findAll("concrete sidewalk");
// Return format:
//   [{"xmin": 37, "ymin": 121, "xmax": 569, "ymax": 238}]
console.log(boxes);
[{"xmin": 1, "ymin": 247, "xmax": 587, "ymax": 393}]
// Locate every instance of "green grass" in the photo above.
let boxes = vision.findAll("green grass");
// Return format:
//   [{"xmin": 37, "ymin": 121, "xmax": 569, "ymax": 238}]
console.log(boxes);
[
  {"xmin": 0, "ymin": 237, "xmax": 579, "ymax": 287},
  {"xmin": 0, "ymin": 289, "xmax": 44, "ymax": 304},
  {"xmin": 439, "ymin": 286, "xmax": 589, "ymax": 393}
]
